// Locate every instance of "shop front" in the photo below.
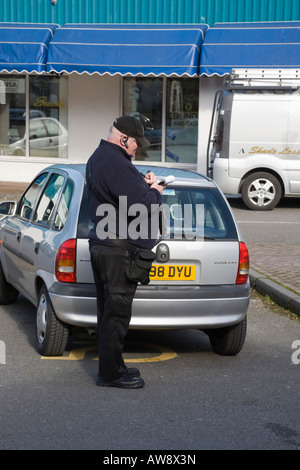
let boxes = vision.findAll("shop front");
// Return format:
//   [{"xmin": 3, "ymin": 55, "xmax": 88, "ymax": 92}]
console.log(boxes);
[
  {"xmin": 0, "ymin": 23, "xmax": 214, "ymax": 182},
  {"xmin": 0, "ymin": 21, "xmax": 299, "ymax": 183}
]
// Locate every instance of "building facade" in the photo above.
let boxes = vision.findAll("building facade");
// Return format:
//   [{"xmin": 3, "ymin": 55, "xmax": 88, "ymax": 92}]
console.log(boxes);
[
  {"xmin": 0, "ymin": 1, "xmax": 300, "ymax": 183},
  {"xmin": 2, "ymin": 0, "xmax": 300, "ymax": 25}
]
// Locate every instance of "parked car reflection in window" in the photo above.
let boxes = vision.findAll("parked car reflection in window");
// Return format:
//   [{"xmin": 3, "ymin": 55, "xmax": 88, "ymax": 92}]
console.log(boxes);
[{"xmin": 8, "ymin": 117, "xmax": 68, "ymax": 157}]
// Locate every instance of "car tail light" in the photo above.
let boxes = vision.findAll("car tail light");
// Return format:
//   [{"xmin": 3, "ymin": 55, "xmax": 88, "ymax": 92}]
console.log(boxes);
[
  {"xmin": 55, "ymin": 239, "xmax": 76, "ymax": 282},
  {"xmin": 236, "ymin": 242, "xmax": 249, "ymax": 284}
]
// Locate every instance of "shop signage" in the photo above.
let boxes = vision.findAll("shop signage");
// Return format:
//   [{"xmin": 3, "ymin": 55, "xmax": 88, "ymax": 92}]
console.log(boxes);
[
  {"xmin": 3, "ymin": 78, "xmax": 25, "ymax": 94},
  {"xmin": 33, "ymin": 96, "xmax": 65, "ymax": 108},
  {"xmin": 249, "ymin": 146, "xmax": 300, "ymax": 156}
]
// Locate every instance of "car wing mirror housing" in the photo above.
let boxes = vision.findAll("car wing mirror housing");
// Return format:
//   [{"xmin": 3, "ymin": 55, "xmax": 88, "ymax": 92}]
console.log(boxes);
[{"xmin": 0, "ymin": 201, "xmax": 17, "ymax": 217}]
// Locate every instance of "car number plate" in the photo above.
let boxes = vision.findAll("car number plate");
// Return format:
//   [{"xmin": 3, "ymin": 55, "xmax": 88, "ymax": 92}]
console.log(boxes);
[{"xmin": 149, "ymin": 264, "xmax": 196, "ymax": 281}]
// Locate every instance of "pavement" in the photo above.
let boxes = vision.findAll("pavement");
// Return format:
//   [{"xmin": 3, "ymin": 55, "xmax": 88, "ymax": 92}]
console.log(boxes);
[
  {"xmin": 248, "ymin": 243, "xmax": 300, "ymax": 316},
  {"xmin": 0, "ymin": 181, "xmax": 300, "ymax": 317}
]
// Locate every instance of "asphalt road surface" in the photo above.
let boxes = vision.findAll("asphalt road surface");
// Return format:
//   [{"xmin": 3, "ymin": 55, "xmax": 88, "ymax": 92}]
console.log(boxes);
[
  {"xmin": 228, "ymin": 196, "xmax": 300, "ymax": 244},
  {"xmin": 0, "ymin": 290, "xmax": 299, "ymax": 451}
]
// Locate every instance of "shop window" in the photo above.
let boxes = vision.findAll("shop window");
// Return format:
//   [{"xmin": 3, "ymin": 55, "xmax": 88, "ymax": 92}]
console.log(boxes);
[
  {"xmin": 0, "ymin": 75, "xmax": 68, "ymax": 158},
  {"xmin": 123, "ymin": 77, "xmax": 163, "ymax": 162},
  {"xmin": 123, "ymin": 77, "xmax": 199, "ymax": 165},
  {"xmin": 29, "ymin": 76, "xmax": 68, "ymax": 158},
  {"xmin": 0, "ymin": 76, "xmax": 26, "ymax": 156},
  {"xmin": 166, "ymin": 79, "xmax": 199, "ymax": 165}
]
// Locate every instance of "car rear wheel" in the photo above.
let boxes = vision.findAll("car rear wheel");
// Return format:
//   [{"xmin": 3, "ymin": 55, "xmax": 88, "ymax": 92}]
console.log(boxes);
[
  {"xmin": 36, "ymin": 284, "xmax": 69, "ymax": 356},
  {"xmin": 208, "ymin": 316, "xmax": 247, "ymax": 356},
  {"xmin": 0, "ymin": 260, "xmax": 19, "ymax": 304},
  {"xmin": 241, "ymin": 172, "xmax": 282, "ymax": 210}
]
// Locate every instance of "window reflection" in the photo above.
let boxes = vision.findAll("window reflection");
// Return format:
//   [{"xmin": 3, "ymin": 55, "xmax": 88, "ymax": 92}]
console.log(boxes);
[
  {"xmin": 53, "ymin": 179, "xmax": 74, "ymax": 231},
  {"xmin": 123, "ymin": 77, "xmax": 199, "ymax": 164},
  {"xmin": 29, "ymin": 76, "xmax": 68, "ymax": 158},
  {"xmin": 34, "ymin": 174, "xmax": 65, "ymax": 226},
  {"xmin": 123, "ymin": 77, "xmax": 163, "ymax": 162},
  {"xmin": 0, "ymin": 76, "xmax": 25, "ymax": 156},
  {"xmin": 28, "ymin": 117, "xmax": 68, "ymax": 158},
  {"xmin": 0, "ymin": 75, "xmax": 68, "ymax": 158},
  {"xmin": 166, "ymin": 79, "xmax": 199, "ymax": 164},
  {"xmin": 17, "ymin": 172, "xmax": 48, "ymax": 220}
]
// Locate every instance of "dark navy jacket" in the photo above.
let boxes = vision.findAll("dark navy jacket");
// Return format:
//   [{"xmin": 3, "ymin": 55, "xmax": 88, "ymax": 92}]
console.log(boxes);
[{"xmin": 86, "ymin": 139, "xmax": 162, "ymax": 249}]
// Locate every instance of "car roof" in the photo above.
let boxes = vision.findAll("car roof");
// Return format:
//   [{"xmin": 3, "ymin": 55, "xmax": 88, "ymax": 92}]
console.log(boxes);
[{"xmin": 46, "ymin": 163, "xmax": 214, "ymax": 188}]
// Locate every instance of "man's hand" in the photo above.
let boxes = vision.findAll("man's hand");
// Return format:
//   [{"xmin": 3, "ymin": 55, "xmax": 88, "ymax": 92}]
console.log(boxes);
[
  {"xmin": 144, "ymin": 171, "xmax": 165, "ymax": 194},
  {"xmin": 144, "ymin": 172, "xmax": 156, "ymax": 185}
]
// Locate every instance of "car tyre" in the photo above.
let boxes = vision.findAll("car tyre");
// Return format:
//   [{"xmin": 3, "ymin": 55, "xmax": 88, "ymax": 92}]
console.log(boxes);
[
  {"xmin": 241, "ymin": 172, "xmax": 282, "ymax": 211},
  {"xmin": 0, "ymin": 260, "xmax": 19, "ymax": 304},
  {"xmin": 36, "ymin": 284, "xmax": 69, "ymax": 356},
  {"xmin": 208, "ymin": 316, "xmax": 247, "ymax": 356}
]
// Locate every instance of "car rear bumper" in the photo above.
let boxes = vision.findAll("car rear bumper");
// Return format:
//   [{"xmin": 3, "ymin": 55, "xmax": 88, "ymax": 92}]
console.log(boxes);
[{"xmin": 49, "ymin": 281, "xmax": 250, "ymax": 329}]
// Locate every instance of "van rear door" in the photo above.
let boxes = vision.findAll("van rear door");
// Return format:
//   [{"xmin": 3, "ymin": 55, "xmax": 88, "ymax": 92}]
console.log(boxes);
[
  {"xmin": 287, "ymin": 95, "xmax": 300, "ymax": 193},
  {"xmin": 207, "ymin": 91, "xmax": 233, "ymax": 177}
]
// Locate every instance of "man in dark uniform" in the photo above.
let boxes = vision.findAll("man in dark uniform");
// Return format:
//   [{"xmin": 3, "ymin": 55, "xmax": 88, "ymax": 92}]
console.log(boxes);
[{"xmin": 87, "ymin": 116, "xmax": 164, "ymax": 388}]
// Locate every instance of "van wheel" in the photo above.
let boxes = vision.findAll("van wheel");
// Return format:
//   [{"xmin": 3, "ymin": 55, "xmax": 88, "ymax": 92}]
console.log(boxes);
[
  {"xmin": 241, "ymin": 172, "xmax": 282, "ymax": 210},
  {"xmin": 36, "ymin": 284, "xmax": 69, "ymax": 356},
  {"xmin": 0, "ymin": 260, "xmax": 19, "ymax": 304},
  {"xmin": 208, "ymin": 317, "xmax": 247, "ymax": 355}
]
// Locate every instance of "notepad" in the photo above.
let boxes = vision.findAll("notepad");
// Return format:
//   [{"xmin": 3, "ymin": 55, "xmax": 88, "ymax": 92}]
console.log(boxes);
[{"xmin": 158, "ymin": 175, "xmax": 175, "ymax": 185}]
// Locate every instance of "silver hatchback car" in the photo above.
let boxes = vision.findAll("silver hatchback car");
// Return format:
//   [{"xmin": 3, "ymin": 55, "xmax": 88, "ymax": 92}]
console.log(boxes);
[{"xmin": 0, "ymin": 164, "xmax": 250, "ymax": 356}]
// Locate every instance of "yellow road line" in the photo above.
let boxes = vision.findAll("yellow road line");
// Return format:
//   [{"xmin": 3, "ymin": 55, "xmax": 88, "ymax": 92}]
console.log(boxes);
[{"xmin": 41, "ymin": 341, "xmax": 177, "ymax": 363}]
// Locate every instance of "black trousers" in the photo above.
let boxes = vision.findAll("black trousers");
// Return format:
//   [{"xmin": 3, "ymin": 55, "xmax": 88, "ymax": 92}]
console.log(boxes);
[{"xmin": 89, "ymin": 243, "xmax": 137, "ymax": 380}]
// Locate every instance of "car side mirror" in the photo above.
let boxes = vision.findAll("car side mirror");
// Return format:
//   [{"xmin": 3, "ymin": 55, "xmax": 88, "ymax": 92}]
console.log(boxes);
[{"xmin": 0, "ymin": 201, "xmax": 16, "ymax": 217}]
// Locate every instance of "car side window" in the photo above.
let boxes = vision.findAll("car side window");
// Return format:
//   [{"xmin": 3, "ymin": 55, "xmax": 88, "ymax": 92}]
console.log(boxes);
[
  {"xmin": 53, "ymin": 179, "xmax": 74, "ymax": 231},
  {"xmin": 17, "ymin": 172, "xmax": 48, "ymax": 220},
  {"xmin": 33, "ymin": 173, "xmax": 65, "ymax": 226},
  {"xmin": 44, "ymin": 119, "xmax": 61, "ymax": 137},
  {"xmin": 29, "ymin": 119, "xmax": 47, "ymax": 140}
]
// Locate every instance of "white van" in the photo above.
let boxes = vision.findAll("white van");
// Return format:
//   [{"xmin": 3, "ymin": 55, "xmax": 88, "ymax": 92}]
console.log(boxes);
[{"xmin": 208, "ymin": 85, "xmax": 300, "ymax": 210}]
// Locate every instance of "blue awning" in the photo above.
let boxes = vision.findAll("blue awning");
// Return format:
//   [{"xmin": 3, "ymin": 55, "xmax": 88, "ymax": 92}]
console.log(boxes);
[
  {"xmin": 0, "ymin": 23, "xmax": 59, "ymax": 73},
  {"xmin": 200, "ymin": 21, "xmax": 300, "ymax": 76},
  {"xmin": 46, "ymin": 23, "xmax": 208, "ymax": 77}
]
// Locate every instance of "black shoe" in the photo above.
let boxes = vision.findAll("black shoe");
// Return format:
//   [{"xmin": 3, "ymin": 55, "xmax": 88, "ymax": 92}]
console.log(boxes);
[
  {"xmin": 126, "ymin": 367, "xmax": 140, "ymax": 378},
  {"xmin": 96, "ymin": 374, "xmax": 145, "ymax": 389}
]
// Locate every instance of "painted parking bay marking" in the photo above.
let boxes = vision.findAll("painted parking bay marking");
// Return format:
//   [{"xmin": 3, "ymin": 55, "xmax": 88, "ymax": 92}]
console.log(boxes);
[{"xmin": 41, "ymin": 341, "xmax": 177, "ymax": 362}]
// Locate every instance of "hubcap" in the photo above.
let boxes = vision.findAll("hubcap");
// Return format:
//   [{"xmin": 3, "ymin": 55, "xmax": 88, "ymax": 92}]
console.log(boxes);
[
  {"xmin": 37, "ymin": 293, "xmax": 47, "ymax": 344},
  {"xmin": 248, "ymin": 178, "xmax": 275, "ymax": 207}
]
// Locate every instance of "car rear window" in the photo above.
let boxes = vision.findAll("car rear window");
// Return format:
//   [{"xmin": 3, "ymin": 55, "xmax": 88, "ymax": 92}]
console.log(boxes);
[
  {"xmin": 160, "ymin": 186, "xmax": 237, "ymax": 240},
  {"xmin": 77, "ymin": 185, "xmax": 237, "ymax": 241}
]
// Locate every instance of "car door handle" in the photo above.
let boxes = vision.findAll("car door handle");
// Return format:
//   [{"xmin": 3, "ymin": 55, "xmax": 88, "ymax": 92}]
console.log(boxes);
[
  {"xmin": 34, "ymin": 243, "xmax": 40, "ymax": 254},
  {"xmin": 16, "ymin": 232, "xmax": 21, "ymax": 242}
]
